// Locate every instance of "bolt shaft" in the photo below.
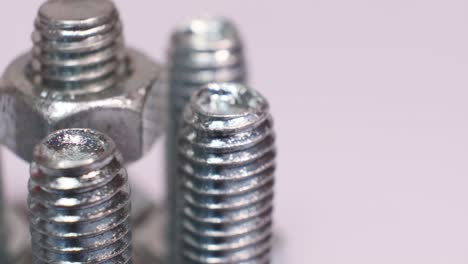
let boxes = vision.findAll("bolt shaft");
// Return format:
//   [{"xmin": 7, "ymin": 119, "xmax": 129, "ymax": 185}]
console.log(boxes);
[
  {"xmin": 167, "ymin": 17, "xmax": 247, "ymax": 263},
  {"xmin": 178, "ymin": 83, "xmax": 275, "ymax": 263},
  {"xmin": 29, "ymin": 0, "xmax": 128, "ymax": 93},
  {"xmin": 28, "ymin": 128, "xmax": 132, "ymax": 263}
]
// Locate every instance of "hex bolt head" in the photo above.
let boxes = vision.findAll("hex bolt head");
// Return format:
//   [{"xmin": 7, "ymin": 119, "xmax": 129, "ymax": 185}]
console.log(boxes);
[
  {"xmin": 166, "ymin": 17, "xmax": 247, "ymax": 263},
  {"xmin": 0, "ymin": 0, "xmax": 165, "ymax": 163},
  {"xmin": 28, "ymin": 128, "xmax": 132, "ymax": 263},
  {"xmin": 178, "ymin": 83, "xmax": 276, "ymax": 263}
]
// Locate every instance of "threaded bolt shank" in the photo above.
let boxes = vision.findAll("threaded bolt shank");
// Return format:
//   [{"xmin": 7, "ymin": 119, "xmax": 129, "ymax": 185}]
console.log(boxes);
[
  {"xmin": 28, "ymin": 128, "xmax": 132, "ymax": 263},
  {"xmin": 167, "ymin": 17, "xmax": 248, "ymax": 263},
  {"xmin": 178, "ymin": 83, "xmax": 275, "ymax": 263},
  {"xmin": 169, "ymin": 17, "xmax": 247, "ymax": 118},
  {"xmin": 29, "ymin": 0, "xmax": 128, "ymax": 93}
]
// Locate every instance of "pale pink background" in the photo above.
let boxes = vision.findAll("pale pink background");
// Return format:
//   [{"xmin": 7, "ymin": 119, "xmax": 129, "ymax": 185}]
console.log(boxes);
[{"xmin": 2, "ymin": 0, "xmax": 468, "ymax": 263}]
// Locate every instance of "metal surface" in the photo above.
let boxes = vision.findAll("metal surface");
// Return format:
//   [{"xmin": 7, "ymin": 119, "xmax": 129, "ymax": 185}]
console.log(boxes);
[
  {"xmin": 167, "ymin": 17, "xmax": 247, "ymax": 263},
  {"xmin": 9, "ymin": 189, "xmax": 166, "ymax": 264},
  {"xmin": 178, "ymin": 83, "xmax": 275, "ymax": 263},
  {"xmin": 0, "ymin": 0, "xmax": 165, "ymax": 163},
  {"xmin": 28, "ymin": 128, "xmax": 132, "ymax": 263}
]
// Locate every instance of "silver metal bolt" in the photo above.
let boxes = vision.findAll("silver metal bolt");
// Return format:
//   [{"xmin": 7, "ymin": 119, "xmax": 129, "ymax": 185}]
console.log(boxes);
[
  {"xmin": 0, "ymin": 1, "xmax": 164, "ymax": 262},
  {"xmin": 1, "ymin": 0, "xmax": 165, "ymax": 163},
  {"xmin": 167, "ymin": 17, "xmax": 247, "ymax": 263},
  {"xmin": 178, "ymin": 83, "xmax": 276, "ymax": 263},
  {"xmin": 28, "ymin": 128, "xmax": 132, "ymax": 263},
  {"xmin": 30, "ymin": 0, "xmax": 127, "ymax": 93}
]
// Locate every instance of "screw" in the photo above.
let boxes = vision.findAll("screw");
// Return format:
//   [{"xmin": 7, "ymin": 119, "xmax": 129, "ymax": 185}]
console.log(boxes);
[
  {"xmin": 1, "ymin": 0, "xmax": 164, "ymax": 163},
  {"xmin": 167, "ymin": 17, "xmax": 247, "ymax": 263},
  {"xmin": 30, "ymin": 0, "xmax": 127, "ymax": 93},
  {"xmin": 178, "ymin": 83, "xmax": 276, "ymax": 263},
  {"xmin": 28, "ymin": 128, "xmax": 132, "ymax": 263}
]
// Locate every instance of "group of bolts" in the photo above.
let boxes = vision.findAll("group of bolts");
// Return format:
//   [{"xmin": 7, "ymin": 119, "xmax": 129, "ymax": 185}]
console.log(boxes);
[{"xmin": 0, "ymin": 0, "xmax": 277, "ymax": 263}]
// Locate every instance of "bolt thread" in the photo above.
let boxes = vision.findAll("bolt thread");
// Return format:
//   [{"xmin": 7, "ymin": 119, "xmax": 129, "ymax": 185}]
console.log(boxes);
[
  {"xmin": 169, "ymin": 17, "xmax": 247, "ymax": 117},
  {"xmin": 178, "ymin": 83, "xmax": 275, "ymax": 263},
  {"xmin": 28, "ymin": 129, "xmax": 132, "ymax": 264},
  {"xmin": 167, "ymin": 17, "xmax": 247, "ymax": 263},
  {"xmin": 28, "ymin": 0, "xmax": 128, "ymax": 93}
]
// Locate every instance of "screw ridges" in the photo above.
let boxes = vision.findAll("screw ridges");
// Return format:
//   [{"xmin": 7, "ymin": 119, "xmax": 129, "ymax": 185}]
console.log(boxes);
[
  {"xmin": 178, "ymin": 83, "xmax": 275, "ymax": 263},
  {"xmin": 169, "ymin": 17, "xmax": 247, "ymax": 116},
  {"xmin": 29, "ymin": 0, "xmax": 128, "ymax": 94},
  {"xmin": 28, "ymin": 128, "xmax": 132, "ymax": 263},
  {"xmin": 167, "ymin": 17, "xmax": 247, "ymax": 263}
]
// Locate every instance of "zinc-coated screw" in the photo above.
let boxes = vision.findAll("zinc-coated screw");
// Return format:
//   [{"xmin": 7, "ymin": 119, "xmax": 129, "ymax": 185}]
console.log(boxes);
[
  {"xmin": 1, "ymin": 0, "xmax": 164, "ymax": 163},
  {"xmin": 178, "ymin": 83, "xmax": 276, "ymax": 263},
  {"xmin": 167, "ymin": 17, "xmax": 247, "ymax": 263},
  {"xmin": 30, "ymin": 0, "xmax": 127, "ymax": 93},
  {"xmin": 28, "ymin": 128, "xmax": 132, "ymax": 263}
]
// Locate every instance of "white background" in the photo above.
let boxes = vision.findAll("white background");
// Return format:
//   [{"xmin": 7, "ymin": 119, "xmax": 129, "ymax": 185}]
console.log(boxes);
[{"xmin": 2, "ymin": 0, "xmax": 468, "ymax": 263}]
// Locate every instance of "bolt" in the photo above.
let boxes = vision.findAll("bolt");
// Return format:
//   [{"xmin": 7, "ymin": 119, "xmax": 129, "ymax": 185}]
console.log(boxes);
[
  {"xmin": 1, "ymin": 0, "xmax": 165, "ymax": 163},
  {"xmin": 30, "ymin": 0, "xmax": 127, "ymax": 93},
  {"xmin": 167, "ymin": 17, "xmax": 247, "ymax": 263},
  {"xmin": 178, "ymin": 83, "xmax": 276, "ymax": 263},
  {"xmin": 28, "ymin": 128, "xmax": 132, "ymax": 263}
]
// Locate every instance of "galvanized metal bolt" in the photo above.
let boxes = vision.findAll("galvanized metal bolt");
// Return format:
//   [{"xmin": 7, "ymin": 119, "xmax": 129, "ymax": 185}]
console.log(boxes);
[
  {"xmin": 178, "ymin": 83, "xmax": 276, "ymax": 263},
  {"xmin": 167, "ymin": 17, "xmax": 247, "ymax": 263},
  {"xmin": 30, "ymin": 0, "xmax": 127, "ymax": 93},
  {"xmin": 28, "ymin": 128, "xmax": 132, "ymax": 263},
  {"xmin": 1, "ymin": 0, "xmax": 164, "ymax": 163}
]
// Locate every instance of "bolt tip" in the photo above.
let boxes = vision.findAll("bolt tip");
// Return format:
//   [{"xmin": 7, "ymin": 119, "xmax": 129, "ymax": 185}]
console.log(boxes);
[
  {"xmin": 172, "ymin": 17, "xmax": 241, "ymax": 48},
  {"xmin": 33, "ymin": 128, "xmax": 116, "ymax": 170},
  {"xmin": 32, "ymin": 0, "xmax": 125, "ymax": 93},
  {"xmin": 192, "ymin": 83, "xmax": 268, "ymax": 117},
  {"xmin": 38, "ymin": 0, "xmax": 117, "ymax": 28}
]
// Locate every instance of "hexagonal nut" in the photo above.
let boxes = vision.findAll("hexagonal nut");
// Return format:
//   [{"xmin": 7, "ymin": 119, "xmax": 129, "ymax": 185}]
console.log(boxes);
[{"xmin": 0, "ymin": 48, "xmax": 166, "ymax": 163}]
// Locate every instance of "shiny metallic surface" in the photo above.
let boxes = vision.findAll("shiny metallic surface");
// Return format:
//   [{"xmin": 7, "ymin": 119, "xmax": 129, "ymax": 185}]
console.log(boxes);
[
  {"xmin": 0, "ymin": 0, "xmax": 165, "ymax": 163},
  {"xmin": 9, "ymin": 201, "xmax": 164, "ymax": 264},
  {"xmin": 28, "ymin": 128, "xmax": 132, "ymax": 263},
  {"xmin": 30, "ymin": 0, "xmax": 127, "ymax": 94},
  {"xmin": 178, "ymin": 83, "xmax": 275, "ymax": 263},
  {"xmin": 167, "ymin": 17, "xmax": 247, "ymax": 263}
]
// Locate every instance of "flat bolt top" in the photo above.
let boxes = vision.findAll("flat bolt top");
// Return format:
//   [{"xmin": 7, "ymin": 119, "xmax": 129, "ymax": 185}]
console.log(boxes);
[
  {"xmin": 38, "ymin": 0, "xmax": 116, "ymax": 28},
  {"xmin": 192, "ymin": 83, "xmax": 267, "ymax": 117},
  {"xmin": 172, "ymin": 17, "xmax": 240, "ymax": 50},
  {"xmin": 182, "ymin": 17, "xmax": 236, "ymax": 41},
  {"xmin": 33, "ymin": 128, "xmax": 116, "ymax": 170}
]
